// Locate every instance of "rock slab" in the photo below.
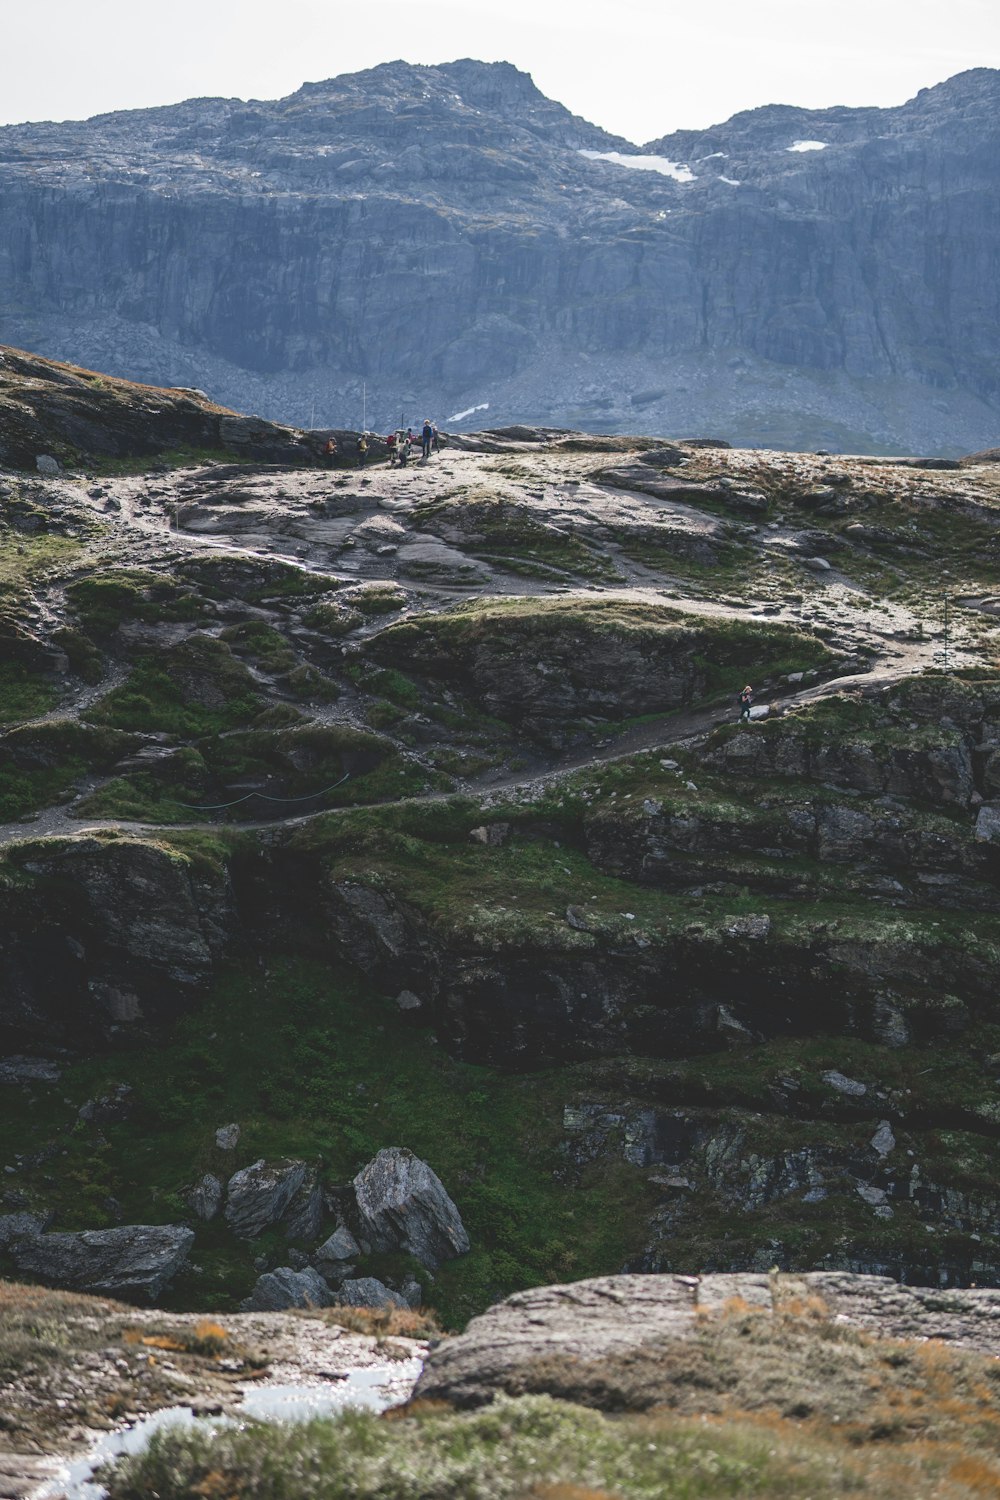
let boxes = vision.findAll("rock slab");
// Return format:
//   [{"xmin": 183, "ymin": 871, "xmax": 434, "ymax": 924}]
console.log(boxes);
[
  {"xmin": 10, "ymin": 1224, "xmax": 194, "ymax": 1301},
  {"xmin": 415, "ymin": 1271, "xmax": 1000, "ymax": 1407}
]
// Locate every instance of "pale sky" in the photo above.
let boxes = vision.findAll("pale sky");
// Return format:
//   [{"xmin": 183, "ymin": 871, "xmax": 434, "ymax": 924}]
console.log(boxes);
[{"xmin": 3, "ymin": 0, "xmax": 999, "ymax": 143}]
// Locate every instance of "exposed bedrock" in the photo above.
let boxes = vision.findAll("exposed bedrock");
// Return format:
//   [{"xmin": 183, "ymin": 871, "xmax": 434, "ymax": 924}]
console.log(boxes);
[{"xmin": 414, "ymin": 1271, "xmax": 1000, "ymax": 1407}]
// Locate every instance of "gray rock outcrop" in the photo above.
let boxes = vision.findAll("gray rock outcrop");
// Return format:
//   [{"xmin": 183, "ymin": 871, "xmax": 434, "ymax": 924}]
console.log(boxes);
[
  {"xmin": 334, "ymin": 1276, "xmax": 408, "ymax": 1311},
  {"xmin": 224, "ymin": 1158, "xmax": 308, "ymax": 1239},
  {"xmin": 0, "ymin": 1211, "xmax": 50, "ymax": 1248},
  {"xmin": 282, "ymin": 1168, "xmax": 324, "ymax": 1242},
  {"xmin": 415, "ymin": 1271, "xmax": 1000, "ymax": 1406},
  {"xmin": 353, "ymin": 1148, "xmax": 470, "ymax": 1271},
  {"xmin": 315, "ymin": 1224, "xmax": 361, "ymax": 1264},
  {"xmin": 10, "ymin": 1224, "xmax": 194, "ymax": 1301},
  {"xmin": 240, "ymin": 1265, "xmax": 333, "ymax": 1312},
  {"xmin": 185, "ymin": 1173, "xmax": 224, "ymax": 1223}
]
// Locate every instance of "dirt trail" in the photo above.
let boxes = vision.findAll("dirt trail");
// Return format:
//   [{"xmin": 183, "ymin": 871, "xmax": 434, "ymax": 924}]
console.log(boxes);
[{"xmin": 0, "ymin": 652, "xmax": 928, "ymax": 850}]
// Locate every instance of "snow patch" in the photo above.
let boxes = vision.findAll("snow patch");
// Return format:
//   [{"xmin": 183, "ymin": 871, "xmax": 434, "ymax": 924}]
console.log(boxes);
[
  {"xmin": 579, "ymin": 149, "xmax": 695, "ymax": 183},
  {"xmin": 788, "ymin": 140, "xmax": 828, "ymax": 152},
  {"xmin": 699, "ymin": 152, "xmax": 728, "ymax": 160},
  {"xmin": 447, "ymin": 401, "xmax": 490, "ymax": 423},
  {"xmin": 719, "ymin": 176, "xmax": 741, "ymax": 187}
]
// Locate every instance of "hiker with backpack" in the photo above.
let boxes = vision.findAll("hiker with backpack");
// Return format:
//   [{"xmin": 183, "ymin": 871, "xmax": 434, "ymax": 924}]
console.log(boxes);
[
  {"xmin": 421, "ymin": 419, "xmax": 433, "ymax": 460},
  {"xmin": 323, "ymin": 436, "xmax": 338, "ymax": 467},
  {"xmin": 738, "ymin": 685, "xmax": 754, "ymax": 722},
  {"xmin": 357, "ymin": 433, "xmax": 369, "ymax": 468}
]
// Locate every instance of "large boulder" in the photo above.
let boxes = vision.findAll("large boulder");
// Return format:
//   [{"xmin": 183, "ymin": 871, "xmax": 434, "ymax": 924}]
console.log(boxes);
[
  {"xmin": 240, "ymin": 1265, "xmax": 333, "ymax": 1312},
  {"xmin": 283, "ymin": 1167, "xmax": 324, "ymax": 1241},
  {"xmin": 334, "ymin": 1276, "xmax": 408, "ymax": 1311},
  {"xmin": 352, "ymin": 1148, "xmax": 469, "ymax": 1271},
  {"xmin": 224, "ymin": 1158, "xmax": 308, "ymax": 1239},
  {"xmin": 415, "ymin": 1271, "xmax": 1000, "ymax": 1408},
  {"xmin": 10, "ymin": 1224, "xmax": 193, "ymax": 1301}
]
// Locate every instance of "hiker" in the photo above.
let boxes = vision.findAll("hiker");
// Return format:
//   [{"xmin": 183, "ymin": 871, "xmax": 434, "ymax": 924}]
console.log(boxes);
[
  {"xmin": 357, "ymin": 433, "xmax": 369, "ymax": 468},
  {"xmin": 431, "ymin": 423, "xmax": 440, "ymax": 453},
  {"xmin": 397, "ymin": 430, "xmax": 410, "ymax": 466},
  {"xmin": 323, "ymin": 436, "xmax": 338, "ymax": 467},
  {"xmin": 386, "ymin": 431, "xmax": 397, "ymax": 466},
  {"xmin": 421, "ymin": 418, "xmax": 433, "ymax": 460},
  {"xmin": 738, "ymin": 684, "xmax": 754, "ymax": 722}
]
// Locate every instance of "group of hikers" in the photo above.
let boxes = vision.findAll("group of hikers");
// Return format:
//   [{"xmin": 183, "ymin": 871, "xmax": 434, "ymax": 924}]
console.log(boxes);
[{"xmin": 322, "ymin": 419, "xmax": 440, "ymax": 470}]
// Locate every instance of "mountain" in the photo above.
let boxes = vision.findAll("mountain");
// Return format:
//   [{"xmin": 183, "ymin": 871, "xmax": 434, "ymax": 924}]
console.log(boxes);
[{"xmin": 0, "ymin": 61, "xmax": 998, "ymax": 451}]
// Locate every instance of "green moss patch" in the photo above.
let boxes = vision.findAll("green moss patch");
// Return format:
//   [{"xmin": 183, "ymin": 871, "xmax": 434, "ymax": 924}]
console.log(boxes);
[
  {"xmin": 0, "ymin": 663, "xmax": 58, "ymax": 726},
  {"xmin": 85, "ymin": 637, "xmax": 263, "ymax": 736},
  {"xmin": 68, "ymin": 571, "xmax": 205, "ymax": 636}
]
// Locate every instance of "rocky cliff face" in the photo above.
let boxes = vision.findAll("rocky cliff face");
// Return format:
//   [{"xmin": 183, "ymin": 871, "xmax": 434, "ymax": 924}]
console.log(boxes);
[{"xmin": 1, "ymin": 62, "xmax": 999, "ymax": 452}]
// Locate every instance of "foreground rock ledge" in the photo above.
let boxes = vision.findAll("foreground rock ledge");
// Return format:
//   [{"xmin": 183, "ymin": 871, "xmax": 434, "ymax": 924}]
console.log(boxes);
[{"xmin": 414, "ymin": 1271, "xmax": 1000, "ymax": 1407}]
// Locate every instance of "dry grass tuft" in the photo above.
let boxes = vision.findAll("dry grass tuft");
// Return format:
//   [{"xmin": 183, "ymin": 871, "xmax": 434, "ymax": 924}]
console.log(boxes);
[
  {"xmin": 524, "ymin": 1487, "xmax": 624, "ymax": 1500},
  {"xmin": 319, "ymin": 1305, "xmax": 441, "ymax": 1340}
]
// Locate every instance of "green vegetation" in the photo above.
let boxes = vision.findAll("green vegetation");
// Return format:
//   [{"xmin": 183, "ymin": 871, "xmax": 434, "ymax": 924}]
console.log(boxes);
[
  {"xmin": 176, "ymin": 557, "xmax": 334, "ymax": 605},
  {"xmin": 86, "ymin": 637, "xmax": 262, "ymax": 737},
  {"xmin": 81, "ymin": 447, "xmax": 244, "ymax": 477},
  {"xmin": 0, "ymin": 532, "xmax": 82, "ymax": 590},
  {"xmin": 0, "ymin": 721, "xmax": 132, "ymax": 820},
  {"xmin": 68, "ymin": 571, "xmax": 205, "ymax": 636},
  {"xmin": 0, "ymin": 663, "xmax": 58, "ymax": 726},
  {"xmin": 72, "ymin": 773, "xmax": 203, "ymax": 824},
  {"xmin": 348, "ymin": 583, "xmax": 408, "ymax": 615},
  {"xmin": 220, "ymin": 621, "xmax": 298, "ymax": 673},
  {"xmin": 0, "ymin": 955, "xmax": 653, "ymax": 1324},
  {"xmin": 69, "ymin": 722, "xmax": 445, "ymax": 825},
  {"xmin": 302, "ymin": 602, "xmax": 362, "ymax": 637},
  {"xmin": 104, "ymin": 1394, "xmax": 883, "ymax": 1500},
  {"xmin": 366, "ymin": 597, "xmax": 834, "ymax": 737}
]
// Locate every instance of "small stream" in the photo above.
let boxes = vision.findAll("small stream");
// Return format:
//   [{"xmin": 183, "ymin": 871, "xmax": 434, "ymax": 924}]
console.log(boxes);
[{"xmin": 35, "ymin": 1358, "xmax": 424, "ymax": 1500}]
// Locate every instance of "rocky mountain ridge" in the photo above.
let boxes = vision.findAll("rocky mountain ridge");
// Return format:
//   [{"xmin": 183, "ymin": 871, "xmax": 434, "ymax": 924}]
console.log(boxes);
[{"xmin": 1, "ymin": 62, "xmax": 999, "ymax": 451}]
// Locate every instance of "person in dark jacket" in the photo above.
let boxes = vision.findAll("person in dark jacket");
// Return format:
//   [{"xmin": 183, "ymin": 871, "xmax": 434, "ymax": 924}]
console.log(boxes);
[
  {"xmin": 421, "ymin": 419, "xmax": 433, "ymax": 459},
  {"xmin": 739, "ymin": 685, "xmax": 754, "ymax": 721}
]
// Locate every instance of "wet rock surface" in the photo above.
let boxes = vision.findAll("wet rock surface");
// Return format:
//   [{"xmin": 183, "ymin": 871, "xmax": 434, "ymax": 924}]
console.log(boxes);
[{"xmin": 0, "ymin": 1286, "xmax": 427, "ymax": 1497}]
